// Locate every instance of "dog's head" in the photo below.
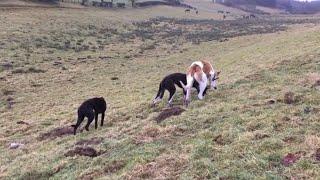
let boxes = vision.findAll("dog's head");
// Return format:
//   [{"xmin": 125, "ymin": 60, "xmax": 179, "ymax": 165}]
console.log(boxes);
[{"xmin": 210, "ymin": 71, "xmax": 221, "ymax": 90}]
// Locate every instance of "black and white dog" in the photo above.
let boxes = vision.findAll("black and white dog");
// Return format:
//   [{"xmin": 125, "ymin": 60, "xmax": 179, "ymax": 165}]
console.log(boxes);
[
  {"xmin": 152, "ymin": 73, "xmax": 208, "ymax": 106},
  {"xmin": 72, "ymin": 97, "xmax": 107, "ymax": 135}
]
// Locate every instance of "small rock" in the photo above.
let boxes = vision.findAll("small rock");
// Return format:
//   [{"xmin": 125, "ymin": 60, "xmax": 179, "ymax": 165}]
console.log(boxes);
[
  {"xmin": 17, "ymin": 121, "xmax": 29, "ymax": 125},
  {"xmin": 282, "ymin": 116, "xmax": 290, "ymax": 121},
  {"xmin": 9, "ymin": 142, "xmax": 24, "ymax": 149},
  {"xmin": 266, "ymin": 99, "xmax": 276, "ymax": 105}
]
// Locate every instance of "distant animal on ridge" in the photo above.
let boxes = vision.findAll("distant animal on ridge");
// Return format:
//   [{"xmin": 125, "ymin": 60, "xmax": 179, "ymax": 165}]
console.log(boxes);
[
  {"xmin": 185, "ymin": 9, "xmax": 191, "ymax": 13},
  {"xmin": 72, "ymin": 97, "xmax": 107, "ymax": 135},
  {"xmin": 223, "ymin": 14, "xmax": 226, "ymax": 20},
  {"xmin": 180, "ymin": 60, "xmax": 220, "ymax": 106},
  {"xmin": 152, "ymin": 73, "xmax": 208, "ymax": 107},
  {"xmin": 250, "ymin": 14, "xmax": 256, "ymax": 18}
]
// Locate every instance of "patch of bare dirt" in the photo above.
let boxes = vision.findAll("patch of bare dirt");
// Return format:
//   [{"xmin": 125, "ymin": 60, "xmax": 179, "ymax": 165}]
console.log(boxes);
[
  {"xmin": 281, "ymin": 151, "xmax": 306, "ymax": 167},
  {"xmin": 65, "ymin": 146, "xmax": 99, "ymax": 158},
  {"xmin": 155, "ymin": 107, "xmax": 185, "ymax": 123},
  {"xmin": 212, "ymin": 134, "xmax": 232, "ymax": 145},
  {"xmin": 125, "ymin": 154, "xmax": 187, "ymax": 180},
  {"xmin": 283, "ymin": 91, "xmax": 300, "ymax": 104},
  {"xmin": 76, "ymin": 137, "xmax": 103, "ymax": 146},
  {"xmin": 37, "ymin": 126, "xmax": 73, "ymax": 141}
]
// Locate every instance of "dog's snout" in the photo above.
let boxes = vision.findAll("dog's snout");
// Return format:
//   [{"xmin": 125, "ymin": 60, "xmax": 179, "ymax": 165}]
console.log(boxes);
[{"xmin": 214, "ymin": 87, "xmax": 217, "ymax": 90}]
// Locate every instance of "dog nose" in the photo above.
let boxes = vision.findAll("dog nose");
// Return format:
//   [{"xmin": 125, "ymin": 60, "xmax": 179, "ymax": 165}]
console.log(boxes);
[{"xmin": 214, "ymin": 87, "xmax": 217, "ymax": 90}]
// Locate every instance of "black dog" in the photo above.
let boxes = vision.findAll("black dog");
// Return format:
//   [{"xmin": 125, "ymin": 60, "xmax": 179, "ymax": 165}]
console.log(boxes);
[
  {"xmin": 153, "ymin": 73, "xmax": 208, "ymax": 106},
  {"xmin": 72, "ymin": 97, "xmax": 107, "ymax": 135}
]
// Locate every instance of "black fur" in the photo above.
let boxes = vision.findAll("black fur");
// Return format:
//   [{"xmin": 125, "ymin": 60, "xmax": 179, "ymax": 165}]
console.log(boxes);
[
  {"xmin": 154, "ymin": 73, "xmax": 208, "ymax": 106},
  {"xmin": 72, "ymin": 97, "xmax": 107, "ymax": 135}
]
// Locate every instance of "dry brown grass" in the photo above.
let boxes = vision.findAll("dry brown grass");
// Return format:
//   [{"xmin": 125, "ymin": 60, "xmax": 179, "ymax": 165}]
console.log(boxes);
[{"xmin": 125, "ymin": 153, "xmax": 188, "ymax": 180}]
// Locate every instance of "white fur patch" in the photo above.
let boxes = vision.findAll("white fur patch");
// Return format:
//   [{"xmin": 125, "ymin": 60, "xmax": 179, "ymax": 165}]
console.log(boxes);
[{"xmin": 191, "ymin": 61, "xmax": 204, "ymax": 69}]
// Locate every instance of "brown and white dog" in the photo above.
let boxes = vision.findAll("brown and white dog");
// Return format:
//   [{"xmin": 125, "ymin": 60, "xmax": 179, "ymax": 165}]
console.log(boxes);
[{"xmin": 180, "ymin": 60, "xmax": 220, "ymax": 105}]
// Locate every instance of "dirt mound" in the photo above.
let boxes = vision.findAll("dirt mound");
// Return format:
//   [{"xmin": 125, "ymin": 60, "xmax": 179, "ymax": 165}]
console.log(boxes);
[
  {"xmin": 155, "ymin": 107, "xmax": 185, "ymax": 123},
  {"xmin": 283, "ymin": 91, "xmax": 300, "ymax": 104},
  {"xmin": 76, "ymin": 137, "xmax": 103, "ymax": 146},
  {"xmin": 65, "ymin": 146, "xmax": 99, "ymax": 158},
  {"xmin": 38, "ymin": 126, "xmax": 73, "ymax": 141},
  {"xmin": 281, "ymin": 151, "xmax": 306, "ymax": 166}
]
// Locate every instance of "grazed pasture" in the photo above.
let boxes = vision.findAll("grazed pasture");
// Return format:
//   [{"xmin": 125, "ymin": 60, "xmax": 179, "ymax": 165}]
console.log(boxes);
[{"xmin": 0, "ymin": 5, "xmax": 320, "ymax": 179}]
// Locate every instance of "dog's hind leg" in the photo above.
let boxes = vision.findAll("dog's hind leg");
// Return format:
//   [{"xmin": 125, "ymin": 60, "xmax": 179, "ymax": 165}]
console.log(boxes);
[
  {"xmin": 94, "ymin": 112, "xmax": 99, "ymax": 129},
  {"xmin": 167, "ymin": 83, "xmax": 176, "ymax": 107},
  {"xmin": 153, "ymin": 83, "xmax": 164, "ymax": 105},
  {"xmin": 101, "ymin": 112, "xmax": 105, "ymax": 127},
  {"xmin": 197, "ymin": 74, "xmax": 208, "ymax": 100},
  {"xmin": 73, "ymin": 115, "xmax": 84, "ymax": 135},
  {"xmin": 85, "ymin": 112, "xmax": 94, "ymax": 131}
]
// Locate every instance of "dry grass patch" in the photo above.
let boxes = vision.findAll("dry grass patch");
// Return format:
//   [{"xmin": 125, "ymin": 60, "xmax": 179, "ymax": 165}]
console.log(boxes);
[
  {"xmin": 125, "ymin": 154, "xmax": 188, "ymax": 179},
  {"xmin": 133, "ymin": 125, "xmax": 187, "ymax": 145},
  {"xmin": 303, "ymin": 135, "xmax": 320, "ymax": 151}
]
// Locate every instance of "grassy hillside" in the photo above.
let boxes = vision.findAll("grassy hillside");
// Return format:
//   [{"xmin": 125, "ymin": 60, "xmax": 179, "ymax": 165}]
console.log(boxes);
[{"xmin": 0, "ymin": 5, "xmax": 320, "ymax": 179}]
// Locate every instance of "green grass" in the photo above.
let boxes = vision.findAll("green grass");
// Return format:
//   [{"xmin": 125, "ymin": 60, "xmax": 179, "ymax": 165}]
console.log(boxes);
[{"xmin": 0, "ymin": 5, "xmax": 320, "ymax": 180}]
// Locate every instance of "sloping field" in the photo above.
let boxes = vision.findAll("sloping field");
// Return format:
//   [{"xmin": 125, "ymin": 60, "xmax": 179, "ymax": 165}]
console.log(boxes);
[{"xmin": 0, "ymin": 5, "xmax": 320, "ymax": 179}]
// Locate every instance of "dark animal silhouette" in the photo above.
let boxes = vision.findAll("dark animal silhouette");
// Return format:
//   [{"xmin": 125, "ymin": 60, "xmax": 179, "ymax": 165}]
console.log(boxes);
[
  {"xmin": 185, "ymin": 9, "xmax": 191, "ymax": 13},
  {"xmin": 250, "ymin": 14, "xmax": 256, "ymax": 18},
  {"xmin": 152, "ymin": 73, "xmax": 208, "ymax": 107},
  {"xmin": 223, "ymin": 14, "xmax": 226, "ymax": 20},
  {"xmin": 196, "ymin": 10, "xmax": 199, "ymax": 14},
  {"xmin": 243, "ymin": 15, "xmax": 250, "ymax": 19},
  {"xmin": 72, "ymin": 97, "xmax": 107, "ymax": 135}
]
